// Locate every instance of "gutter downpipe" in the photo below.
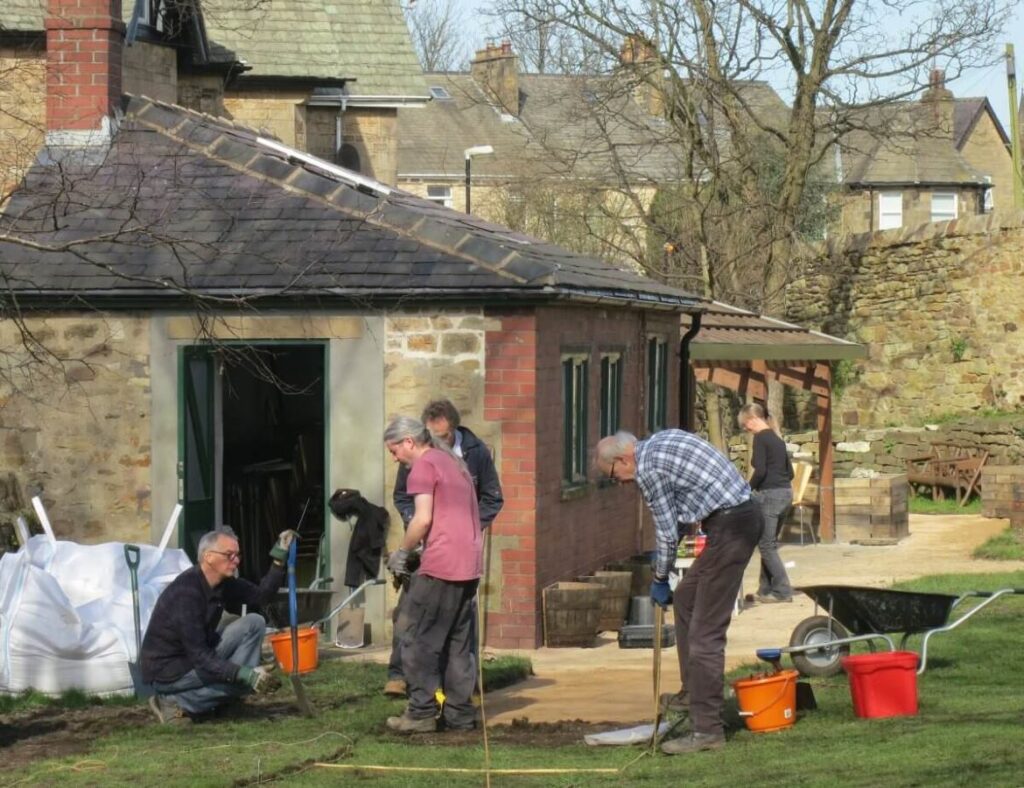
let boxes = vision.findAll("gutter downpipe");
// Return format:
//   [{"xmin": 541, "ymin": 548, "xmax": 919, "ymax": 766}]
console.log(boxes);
[{"xmin": 679, "ymin": 312, "xmax": 702, "ymax": 431}]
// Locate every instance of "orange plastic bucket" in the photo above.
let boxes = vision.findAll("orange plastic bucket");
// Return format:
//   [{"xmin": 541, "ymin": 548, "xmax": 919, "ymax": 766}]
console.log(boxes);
[
  {"xmin": 268, "ymin": 628, "xmax": 319, "ymax": 675},
  {"xmin": 732, "ymin": 669, "xmax": 799, "ymax": 733}
]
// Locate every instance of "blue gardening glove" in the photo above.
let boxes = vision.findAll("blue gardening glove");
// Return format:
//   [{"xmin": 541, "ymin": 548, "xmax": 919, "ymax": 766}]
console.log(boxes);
[
  {"xmin": 386, "ymin": 547, "xmax": 410, "ymax": 577},
  {"xmin": 650, "ymin": 578, "xmax": 673, "ymax": 608},
  {"xmin": 269, "ymin": 530, "xmax": 299, "ymax": 563}
]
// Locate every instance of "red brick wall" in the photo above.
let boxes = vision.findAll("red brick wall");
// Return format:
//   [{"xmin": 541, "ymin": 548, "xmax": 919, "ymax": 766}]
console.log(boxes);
[
  {"xmin": 483, "ymin": 311, "xmax": 539, "ymax": 649},
  {"xmin": 483, "ymin": 305, "xmax": 680, "ymax": 648},
  {"xmin": 46, "ymin": 0, "xmax": 124, "ymax": 132}
]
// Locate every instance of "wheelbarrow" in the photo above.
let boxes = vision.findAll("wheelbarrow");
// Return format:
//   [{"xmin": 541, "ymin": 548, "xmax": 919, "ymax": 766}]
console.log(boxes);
[{"xmin": 771, "ymin": 584, "xmax": 1023, "ymax": 678}]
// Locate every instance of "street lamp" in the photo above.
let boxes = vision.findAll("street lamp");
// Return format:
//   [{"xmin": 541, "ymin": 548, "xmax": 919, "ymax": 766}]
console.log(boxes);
[{"xmin": 464, "ymin": 144, "xmax": 494, "ymax": 214}]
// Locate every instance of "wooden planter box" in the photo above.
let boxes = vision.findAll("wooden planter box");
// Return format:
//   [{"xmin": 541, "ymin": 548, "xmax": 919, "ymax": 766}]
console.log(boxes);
[
  {"xmin": 834, "ymin": 474, "xmax": 909, "ymax": 543},
  {"xmin": 542, "ymin": 582, "xmax": 601, "ymax": 647},
  {"xmin": 980, "ymin": 466, "xmax": 1024, "ymax": 518},
  {"xmin": 579, "ymin": 571, "xmax": 632, "ymax": 632}
]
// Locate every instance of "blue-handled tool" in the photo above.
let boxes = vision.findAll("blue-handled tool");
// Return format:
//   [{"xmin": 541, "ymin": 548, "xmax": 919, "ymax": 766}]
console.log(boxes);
[
  {"xmin": 288, "ymin": 538, "xmax": 314, "ymax": 716},
  {"xmin": 124, "ymin": 544, "xmax": 153, "ymax": 698}
]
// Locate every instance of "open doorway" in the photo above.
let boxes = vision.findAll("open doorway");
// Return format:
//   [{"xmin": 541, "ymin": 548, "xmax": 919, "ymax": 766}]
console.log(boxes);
[{"xmin": 180, "ymin": 343, "xmax": 326, "ymax": 583}]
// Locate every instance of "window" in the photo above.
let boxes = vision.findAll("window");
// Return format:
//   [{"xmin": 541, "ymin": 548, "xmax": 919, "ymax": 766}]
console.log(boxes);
[
  {"xmin": 426, "ymin": 185, "xmax": 453, "ymax": 208},
  {"xmin": 562, "ymin": 354, "xmax": 589, "ymax": 484},
  {"xmin": 878, "ymin": 191, "xmax": 902, "ymax": 230},
  {"xmin": 983, "ymin": 177, "xmax": 994, "ymax": 213},
  {"xmin": 931, "ymin": 191, "xmax": 958, "ymax": 223},
  {"xmin": 646, "ymin": 338, "xmax": 668, "ymax": 433},
  {"xmin": 600, "ymin": 353, "xmax": 622, "ymax": 436},
  {"xmin": 429, "ymin": 86, "xmax": 452, "ymax": 100}
]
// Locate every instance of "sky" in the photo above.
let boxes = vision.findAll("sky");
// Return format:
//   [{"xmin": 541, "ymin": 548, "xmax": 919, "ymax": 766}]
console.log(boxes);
[{"xmin": 454, "ymin": 0, "xmax": 1024, "ymax": 134}]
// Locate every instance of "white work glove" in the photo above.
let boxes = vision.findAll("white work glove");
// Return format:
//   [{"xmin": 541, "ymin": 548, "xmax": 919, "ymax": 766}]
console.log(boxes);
[{"xmin": 386, "ymin": 547, "xmax": 410, "ymax": 577}]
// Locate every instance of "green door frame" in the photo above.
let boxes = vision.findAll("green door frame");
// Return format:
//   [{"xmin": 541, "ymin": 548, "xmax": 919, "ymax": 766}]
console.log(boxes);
[{"xmin": 176, "ymin": 340, "xmax": 331, "ymax": 575}]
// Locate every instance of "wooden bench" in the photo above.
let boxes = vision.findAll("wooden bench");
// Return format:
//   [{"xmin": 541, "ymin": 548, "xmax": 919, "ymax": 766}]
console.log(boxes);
[{"xmin": 905, "ymin": 443, "xmax": 988, "ymax": 506}]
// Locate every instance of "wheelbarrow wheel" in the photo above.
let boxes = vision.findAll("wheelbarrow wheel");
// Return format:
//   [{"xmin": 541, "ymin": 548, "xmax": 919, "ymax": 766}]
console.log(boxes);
[{"xmin": 789, "ymin": 615, "xmax": 851, "ymax": 678}]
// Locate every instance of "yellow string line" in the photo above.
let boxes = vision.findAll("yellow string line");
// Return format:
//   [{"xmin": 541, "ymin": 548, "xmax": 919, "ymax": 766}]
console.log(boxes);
[{"xmin": 188, "ymin": 730, "xmax": 354, "ymax": 753}]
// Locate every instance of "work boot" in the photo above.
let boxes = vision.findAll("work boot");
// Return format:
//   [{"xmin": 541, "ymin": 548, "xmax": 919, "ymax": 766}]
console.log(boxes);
[
  {"xmin": 386, "ymin": 712, "xmax": 437, "ymax": 733},
  {"xmin": 660, "ymin": 731, "xmax": 726, "ymax": 755},
  {"xmin": 383, "ymin": 678, "xmax": 407, "ymax": 697},
  {"xmin": 756, "ymin": 594, "xmax": 793, "ymax": 604},
  {"xmin": 659, "ymin": 689, "xmax": 690, "ymax": 714},
  {"xmin": 148, "ymin": 695, "xmax": 192, "ymax": 726}
]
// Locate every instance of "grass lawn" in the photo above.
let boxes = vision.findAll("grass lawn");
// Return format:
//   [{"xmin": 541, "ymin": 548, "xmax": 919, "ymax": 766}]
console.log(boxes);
[
  {"xmin": 908, "ymin": 493, "xmax": 981, "ymax": 515},
  {"xmin": 973, "ymin": 525, "xmax": 1024, "ymax": 560},
  {"xmin": 3, "ymin": 574, "xmax": 1023, "ymax": 787}
]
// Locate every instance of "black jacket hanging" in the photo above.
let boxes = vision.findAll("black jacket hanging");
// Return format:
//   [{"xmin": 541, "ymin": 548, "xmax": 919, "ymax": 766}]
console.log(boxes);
[{"xmin": 329, "ymin": 488, "xmax": 389, "ymax": 587}]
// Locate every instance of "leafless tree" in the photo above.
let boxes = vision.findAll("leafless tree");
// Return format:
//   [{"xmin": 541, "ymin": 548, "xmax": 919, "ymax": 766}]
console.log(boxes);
[{"xmin": 404, "ymin": 0, "xmax": 471, "ymax": 71}]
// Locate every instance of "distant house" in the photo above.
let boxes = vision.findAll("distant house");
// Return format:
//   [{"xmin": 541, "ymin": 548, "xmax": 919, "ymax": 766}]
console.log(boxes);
[
  {"xmin": 836, "ymin": 71, "xmax": 1010, "ymax": 234},
  {"xmin": 398, "ymin": 41, "xmax": 787, "ymax": 262},
  {"xmin": 0, "ymin": 0, "xmax": 425, "ymax": 194},
  {"xmin": 0, "ymin": 0, "xmax": 704, "ymax": 649}
]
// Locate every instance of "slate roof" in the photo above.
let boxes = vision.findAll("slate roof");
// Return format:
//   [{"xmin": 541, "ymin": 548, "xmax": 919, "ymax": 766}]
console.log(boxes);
[
  {"xmin": 0, "ymin": 95, "xmax": 702, "ymax": 311},
  {"xmin": 203, "ymin": 0, "xmax": 428, "ymax": 99},
  {"xmin": 399, "ymin": 72, "xmax": 786, "ymax": 182},
  {"xmin": 953, "ymin": 98, "xmax": 1010, "ymax": 149},
  {"xmin": 840, "ymin": 100, "xmax": 990, "ymax": 188},
  {"xmin": 683, "ymin": 303, "xmax": 865, "ymax": 362}
]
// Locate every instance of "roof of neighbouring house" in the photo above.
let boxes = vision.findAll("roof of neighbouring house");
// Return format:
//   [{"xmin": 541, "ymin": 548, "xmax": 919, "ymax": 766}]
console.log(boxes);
[
  {"xmin": 0, "ymin": 0, "xmax": 46, "ymax": 31},
  {"xmin": 840, "ymin": 99, "xmax": 992, "ymax": 188},
  {"xmin": 683, "ymin": 303, "xmax": 865, "ymax": 362},
  {"xmin": 952, "ymin": 97, "xmax": 1011, "ymax": 150},
  {"xmin": 399, "ymin": 72, "xmax": 787, "ymax": 182},
  {"xmin": 203, "ymin": 0, "xmax": 427, "ymax": 99},
  {"xmin": 0, "ymin": 95, "xmax": 703, "ymax": 311}
]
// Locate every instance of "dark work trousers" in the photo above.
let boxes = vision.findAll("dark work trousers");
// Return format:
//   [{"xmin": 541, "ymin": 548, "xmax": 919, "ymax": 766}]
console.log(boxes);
[
  {"xmin": 673, "ymin": 500, "xmax": 761, "ymax": 736},
  {"xmin": 388, "ymin": 589, "xmax": 480, "ymax": 685},
  {"xmin": 397, "ymin": 573, "xmax": 479, "ymax": 727},
  {"xmin": 752, "ymin": 488, "xmax": 794, "ymax": 599}
]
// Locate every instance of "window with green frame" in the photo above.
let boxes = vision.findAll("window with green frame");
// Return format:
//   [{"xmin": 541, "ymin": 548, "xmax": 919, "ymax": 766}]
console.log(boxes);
[
  {"xmin": 562, "ymin": 354, "xmax": 589, "ymax": 484},
  {"xmin": 646, "ymin": 337, "xmax": 668, "ymax": 432},
  {"xmin": 600, "ymin": 352, "xmax": 622, "ymax": 436}
]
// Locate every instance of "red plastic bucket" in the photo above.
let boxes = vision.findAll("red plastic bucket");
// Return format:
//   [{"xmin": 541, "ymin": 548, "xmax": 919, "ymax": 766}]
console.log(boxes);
[{"xmin": 841, "ymin": 651, "xmax": 919, "ymax": 718}]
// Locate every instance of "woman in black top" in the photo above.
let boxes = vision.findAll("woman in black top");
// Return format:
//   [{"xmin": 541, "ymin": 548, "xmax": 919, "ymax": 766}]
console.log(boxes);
[{"xmin": 739, "ymin": 403, "xmax": 794, "ymax": 602}]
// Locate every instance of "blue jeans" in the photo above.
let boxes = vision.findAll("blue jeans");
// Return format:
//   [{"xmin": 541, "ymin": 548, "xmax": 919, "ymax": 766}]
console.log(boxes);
[
  {"xmin": 752, "ymin": 488, "xmax": 794, "ymax": 599},
  {"xmin": 152, "ymin": 613, "xmax": 265, "ymax": 715}
]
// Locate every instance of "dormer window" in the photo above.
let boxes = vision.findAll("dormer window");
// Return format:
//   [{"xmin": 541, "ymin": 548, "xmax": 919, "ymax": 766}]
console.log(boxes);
[{"xmin": 429, "ymin": 86, "xmax": 452, "ymax": 100}]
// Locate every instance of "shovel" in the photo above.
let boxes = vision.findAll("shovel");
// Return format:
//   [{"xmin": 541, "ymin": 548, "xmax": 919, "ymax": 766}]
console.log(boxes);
[
  {"xmin": 651, "ymin": 603, "xmax": 664, "ymax": 752},
  {"xmin": 287, "ymin": 538, "xmax": 315, "ymax": 716},
  {"xmin": 124, "ymin": 544, "xmax": 154, "ymax": 699}
]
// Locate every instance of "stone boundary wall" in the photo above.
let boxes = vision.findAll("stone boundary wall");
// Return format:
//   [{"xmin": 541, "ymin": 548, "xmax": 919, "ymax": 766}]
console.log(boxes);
[
  {"xmin": 786, "ymin": 211, "xmax": 1024, "ymax": 428},
  {"xmin": 729, "ymin": 417, "xmax": 1024, "ymax": 479}
]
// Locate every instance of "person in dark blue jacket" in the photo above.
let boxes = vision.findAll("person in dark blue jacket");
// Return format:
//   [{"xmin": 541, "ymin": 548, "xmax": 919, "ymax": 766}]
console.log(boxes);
[
  {"xmin": 384, "ymin": 399, "xmax": 503, "ymax": 698},
  {"xmin": 141, "ymin": 527, "xmax": 294, "ymax": 723}
]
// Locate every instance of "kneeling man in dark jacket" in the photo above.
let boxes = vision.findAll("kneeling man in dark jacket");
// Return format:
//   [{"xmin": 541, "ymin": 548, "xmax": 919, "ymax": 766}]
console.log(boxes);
[{"xmin": 141, "ymin": 527, "xmax": 294, "ymax": 723}]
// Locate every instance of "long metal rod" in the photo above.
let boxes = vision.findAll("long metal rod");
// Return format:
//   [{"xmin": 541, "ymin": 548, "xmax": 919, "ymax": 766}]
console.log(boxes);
[{"xmin": 781, "ymin": 631, "xmax": 896, "ymax": 657}]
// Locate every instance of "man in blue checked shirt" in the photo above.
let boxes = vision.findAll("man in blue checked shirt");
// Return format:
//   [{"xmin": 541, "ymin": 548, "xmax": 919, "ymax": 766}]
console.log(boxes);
[{"xmin": 596, "ymin": 430, "xmax": 761, "ymax": 755}]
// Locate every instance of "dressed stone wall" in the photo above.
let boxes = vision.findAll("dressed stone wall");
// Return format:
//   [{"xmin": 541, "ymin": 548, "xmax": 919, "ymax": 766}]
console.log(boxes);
[{"xmin": 0, "ymin": 315, "xmax": 153, "ymax": 543}]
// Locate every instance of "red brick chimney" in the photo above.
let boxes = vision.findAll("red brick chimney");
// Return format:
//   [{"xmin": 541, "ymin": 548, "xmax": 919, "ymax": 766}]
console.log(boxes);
[{"xmin": 45, "ymin": 0, "xmax": 125, "ymax": 137}]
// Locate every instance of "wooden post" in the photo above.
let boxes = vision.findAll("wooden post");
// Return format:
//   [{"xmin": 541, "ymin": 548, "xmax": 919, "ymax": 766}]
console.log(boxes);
[{"xmin": 816, "ymin": 364, "xmax": 835, "ymax": 541}]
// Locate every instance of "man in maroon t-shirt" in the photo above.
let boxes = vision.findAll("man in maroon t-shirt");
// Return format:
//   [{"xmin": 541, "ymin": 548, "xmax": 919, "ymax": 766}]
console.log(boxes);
[{"xmin": 383, "ymin": 415, "xmax": 482, "ymax": 733}]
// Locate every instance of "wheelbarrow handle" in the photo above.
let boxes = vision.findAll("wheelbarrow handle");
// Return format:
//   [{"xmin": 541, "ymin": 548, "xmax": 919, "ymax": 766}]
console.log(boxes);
[{"xmin": 310, "ymin": 578, "xmax": 385, "ymax": 629}]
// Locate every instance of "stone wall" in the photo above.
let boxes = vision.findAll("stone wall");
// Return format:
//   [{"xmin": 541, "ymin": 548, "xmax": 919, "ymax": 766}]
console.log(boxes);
[
  {"xmin": 837, "ymin": 185, "xmax": 986, "ymax": 236},
  {"xmin": 122, "ymin": 41, "xmax": 177, "ymax": 105},
  {"xmin": 0, "ymin": 49, "xmax": 45, "ymax": 198},
  {"xmin": 729, "ymin": 417, "xmax": 1024, "ymax": 479},
  {"xmin": 787, "ymin": 213, "xmax": 1024, "ymax": 427},
  {"xmin": 959, "ymin": 111, "xmax": 1013, "ymax": 213},
  {"xmin": 0, "ymin": 315, "xmax": 153, "ymax": 543}
]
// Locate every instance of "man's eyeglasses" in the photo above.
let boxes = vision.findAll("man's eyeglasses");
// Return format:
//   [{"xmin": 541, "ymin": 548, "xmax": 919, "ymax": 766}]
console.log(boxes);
[
  {"xmin": 607, "ymin": 457, "xmax": 620, "ymax": 483},
  {"xmin": 209, "ymin": 550, "xmax": 241, "ymax": 562}
]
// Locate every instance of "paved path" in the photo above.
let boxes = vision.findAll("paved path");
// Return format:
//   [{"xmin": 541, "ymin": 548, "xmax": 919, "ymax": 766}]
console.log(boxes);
[{"xmin": 482, "ymin": 514, "xmax": 1024, "ymax": 725}]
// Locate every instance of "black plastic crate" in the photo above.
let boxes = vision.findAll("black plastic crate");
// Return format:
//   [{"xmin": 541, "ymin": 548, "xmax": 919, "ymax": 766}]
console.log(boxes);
[{"xmin": 617, "ymin": 623, "xmax": 676, "ymax": 649}]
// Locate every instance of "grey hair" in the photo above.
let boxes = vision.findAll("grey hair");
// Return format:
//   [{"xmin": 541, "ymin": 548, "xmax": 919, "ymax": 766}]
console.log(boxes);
[
  {"xmin": 384, "ymin": 415, "xmax": 468, "ymax": 471},
  {"xmin": 197, "ymin": 526, "xmax": 238, "ymax": 560},
  {"xmin": 738, "ymin": 402, "xmax": 781, "ymax": 435},
  {"xmin": 596, "ymin": 431, "xmax": 637, "ymax": 464}
]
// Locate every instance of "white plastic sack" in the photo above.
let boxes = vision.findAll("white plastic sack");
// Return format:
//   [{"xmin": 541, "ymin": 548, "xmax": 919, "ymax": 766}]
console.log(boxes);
[{"xmin": 0, "ymin": 535, "xmax": 191, "ymax": 696}]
